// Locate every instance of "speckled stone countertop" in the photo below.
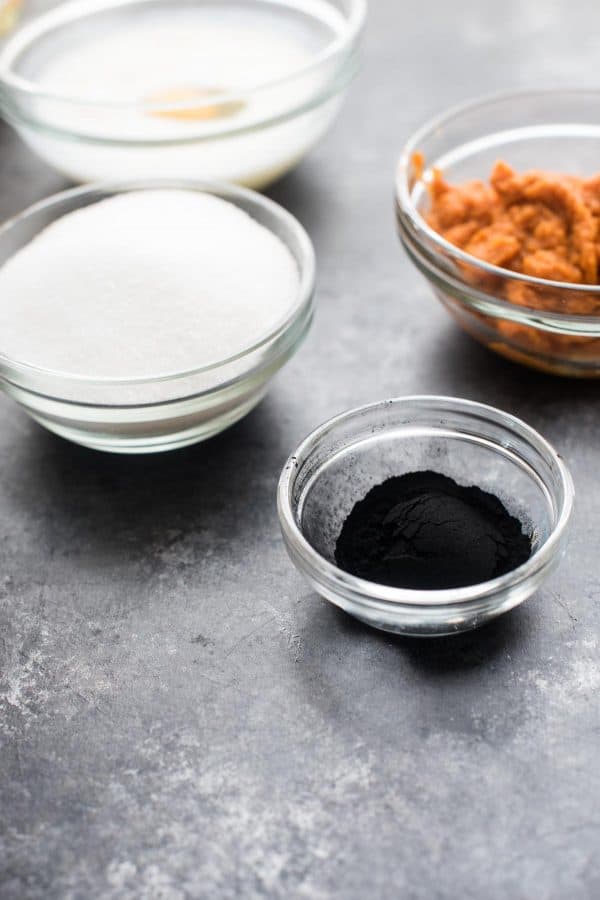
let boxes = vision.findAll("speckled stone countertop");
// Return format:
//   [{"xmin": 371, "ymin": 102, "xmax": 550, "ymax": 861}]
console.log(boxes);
[{"xmin": 2, "ymin": 1, "xmax": 600, "ymax": 898}]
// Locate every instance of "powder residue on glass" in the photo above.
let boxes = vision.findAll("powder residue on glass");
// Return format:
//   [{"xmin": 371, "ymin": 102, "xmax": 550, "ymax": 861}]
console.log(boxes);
[{"xmin": 335, "ymin": 471, "xmax": 532, "ymax": 590}]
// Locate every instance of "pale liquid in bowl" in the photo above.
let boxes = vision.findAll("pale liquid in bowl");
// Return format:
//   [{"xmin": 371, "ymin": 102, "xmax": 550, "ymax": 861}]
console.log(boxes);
[{"xmin": 1, "ymin": 0, "xmax": 350, "ymax": 185}]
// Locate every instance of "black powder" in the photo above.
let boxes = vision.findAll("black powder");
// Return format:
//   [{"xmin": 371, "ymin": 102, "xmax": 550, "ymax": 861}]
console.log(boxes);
[{"xmin": 335, "ymin": 470, "xmax": 532, "ymax": 590}]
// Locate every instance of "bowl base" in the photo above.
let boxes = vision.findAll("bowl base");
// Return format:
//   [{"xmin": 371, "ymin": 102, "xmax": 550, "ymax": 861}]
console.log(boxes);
[
  {"xmin": 486, "ymin": 340, "xmax": 600, "ymax": 378},
  {"xmin": 441, "ymin": 296, "xmax": 600, "ymax": 378},
  {"xmin": 342, "ymin": 604, "xmax": 517, "ymax": 638},
  {"xmin": 316, "ymin": 583, "xmax": 534, "ymax": 638},
  {"xmin": 26, "ymin": 391, "xmax": 266, "ymax": 454}
]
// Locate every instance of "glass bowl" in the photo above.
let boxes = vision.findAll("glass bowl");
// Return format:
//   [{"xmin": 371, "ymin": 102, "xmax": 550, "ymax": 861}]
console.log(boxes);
[
  {"xmin": 396, "ymin": 90, "xmax": 600, "ymax": 377},
  {"xmin": 0, "ymin": 179, "xmax": 315, "ymax": 453},
  {"xmin": 0, "ymin": 0, "xmax": 366, "ymax": 188},
  {"xmin": 277, "ymin": 396, "xmax": 573, "ymax": 637}
]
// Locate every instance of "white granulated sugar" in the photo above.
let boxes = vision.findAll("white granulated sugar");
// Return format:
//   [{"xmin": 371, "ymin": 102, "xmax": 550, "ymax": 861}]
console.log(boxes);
[{"xmin": 0, "ymin": 191, "xmax": 300, "ymax": 378}]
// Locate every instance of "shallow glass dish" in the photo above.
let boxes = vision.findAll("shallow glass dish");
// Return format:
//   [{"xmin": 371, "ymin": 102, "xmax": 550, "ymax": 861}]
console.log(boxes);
[
  {"xmin": 396, "ymin": 90, "xmax": 600, "ymax": 377},
  {"xmin": 0, "ymin": 179, "xmax": 315, "ymax": 453},
  {"xmin": 278, "ymin": 396, "xmax": 573, "ymax": 637},
  {"xmin": 0, "ymin": 0, "xmax": 366, "ymax": 187}
]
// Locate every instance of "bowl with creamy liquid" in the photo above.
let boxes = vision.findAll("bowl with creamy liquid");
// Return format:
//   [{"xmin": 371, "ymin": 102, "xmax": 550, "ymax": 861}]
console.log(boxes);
[{"xmin": 0, "ymin": 0, "xmax": 366, "ymax": 187}]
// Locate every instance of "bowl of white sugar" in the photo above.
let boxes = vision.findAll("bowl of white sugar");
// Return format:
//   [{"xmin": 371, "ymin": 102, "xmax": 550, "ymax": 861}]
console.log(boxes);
[
  {"xmin": 0, "ymin": 180, "xmax": 315, "ymax": 453},
  {"xmin": 0, "ymin": 0, "xmax": 366, "ymax": 187}
]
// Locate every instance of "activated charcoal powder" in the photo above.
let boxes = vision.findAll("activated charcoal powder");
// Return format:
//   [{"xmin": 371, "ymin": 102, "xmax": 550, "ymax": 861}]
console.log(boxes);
[{"xmin": 335, "ymin": 471, "xmax": 532, "ymax": 590}]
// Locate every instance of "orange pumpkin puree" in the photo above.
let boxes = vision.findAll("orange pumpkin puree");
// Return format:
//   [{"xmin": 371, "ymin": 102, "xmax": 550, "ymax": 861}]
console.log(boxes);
[{"xmin": 414, "ymin": 156, "xmax": 600, "ymax": 372}]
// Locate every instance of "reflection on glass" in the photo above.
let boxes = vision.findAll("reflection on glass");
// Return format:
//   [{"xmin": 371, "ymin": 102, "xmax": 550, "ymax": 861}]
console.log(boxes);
[{"xmin": 0, "ymin": 0, "xmax": 22, "ymax": 36}]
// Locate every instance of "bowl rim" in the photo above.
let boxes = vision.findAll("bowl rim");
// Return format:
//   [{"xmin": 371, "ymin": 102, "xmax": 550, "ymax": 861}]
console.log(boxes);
[
  {"xmin": 395, "ymin": 87, "xmax": 600, "ymax": 296},
  {"xmin": 277, "ymin": 394, "xmax": 574, "ymax": 608},
  {"xmin": 0, "ymin": 0, "xmax": 367, "ymax": 110},
  {"xmin": 0, "ymin": 177, "xmax": 316, "ymax": 385}
]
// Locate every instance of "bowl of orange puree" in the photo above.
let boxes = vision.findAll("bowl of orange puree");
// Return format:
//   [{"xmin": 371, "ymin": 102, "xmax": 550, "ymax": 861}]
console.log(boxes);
[{"xmin": 396, "ymin": 90, "xmax": 600, "ymax": 377}]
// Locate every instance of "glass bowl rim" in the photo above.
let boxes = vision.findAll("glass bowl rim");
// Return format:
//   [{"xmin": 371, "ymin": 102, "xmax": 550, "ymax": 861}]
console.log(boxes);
[
  {"xmin": 395, "ymin": 87, "xmax": 600, "ymax": 296},
  {"xmin": 277, "ymin": 394, "xmax": 574, "ymax": 608},
  {"xmin": 0, "ymin": 0, "xmax": 367, "ymax": 110},
  {"xmin": 0, "ymin": 177, "xmax": 316, "ymax": 385}
]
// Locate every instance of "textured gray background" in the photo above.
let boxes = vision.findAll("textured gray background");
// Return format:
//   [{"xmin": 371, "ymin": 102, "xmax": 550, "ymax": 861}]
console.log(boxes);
[{"xmin": 2, "ymin": 1, "xmax": 600, "ymax": 898}]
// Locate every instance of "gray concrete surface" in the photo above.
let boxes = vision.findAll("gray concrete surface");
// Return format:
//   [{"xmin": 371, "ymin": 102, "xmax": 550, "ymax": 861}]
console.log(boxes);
[{"xmin": 2, "ymin": 1, "xmax": 600, "ymax": 898}]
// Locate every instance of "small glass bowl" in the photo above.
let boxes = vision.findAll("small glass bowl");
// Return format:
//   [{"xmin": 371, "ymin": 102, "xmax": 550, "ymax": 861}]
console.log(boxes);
[
  {"xmin": 0, "ymin": 0, "xmax": 366, "ymax": 188},
  {"xmin": 396, "ymin": 90, "xmax": 600, "ymax": 377},
  {"xmin": 0, "ymin": 179, "xmax": 315, "ymax": 454},
  {"xmin": 277, "ymin": 396, "xmax": 573, "ymax": 637}
]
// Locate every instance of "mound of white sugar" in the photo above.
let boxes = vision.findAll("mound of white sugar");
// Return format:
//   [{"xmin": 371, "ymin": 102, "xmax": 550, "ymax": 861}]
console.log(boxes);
[{"xmin": 0, "ymin": 190, "xmax": 300, "ymax": 378}]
